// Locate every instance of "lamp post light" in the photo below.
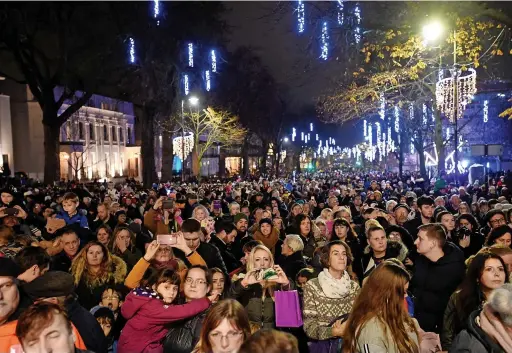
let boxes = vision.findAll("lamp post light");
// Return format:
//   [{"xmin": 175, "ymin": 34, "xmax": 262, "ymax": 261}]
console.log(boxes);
[{"xmin": 181, "ymin": 96, "xmax": 199, "ymax": 182}]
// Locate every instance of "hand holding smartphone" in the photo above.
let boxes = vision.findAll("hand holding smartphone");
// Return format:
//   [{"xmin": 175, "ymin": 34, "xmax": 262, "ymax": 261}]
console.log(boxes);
[{"xmin": 157, "ymin": 234, "xmax": 177, "ymax": 245}]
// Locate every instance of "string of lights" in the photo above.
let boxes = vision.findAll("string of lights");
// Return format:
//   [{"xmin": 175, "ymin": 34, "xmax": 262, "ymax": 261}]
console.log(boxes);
[
  {"xmin": 337, "ymin": 0, "xmax": 344, "ymax": 25},
  {"xmin": 184, "ymin": 74, "xmax": 189, "ymax": 96},
  {"xmin": 422, "ymin": 104, "xmax": 427, "ymax": 125},
  {"xmin": 129, "ymin": 37, "xmax": 135, "ymax": 64},
  {"xmin": 154, "ymin": 0, "xmax": 160, "ymax": 25},
  {"xmin": 363, "ymin": 119, "xmax": 367, "ymax": 137},
  {"xmin": 354, "ymin": 4, "xmax": 361, "ymax": 44},
  {"xmin": 379, "ymin": 94, "xmax": 385, "ymax": 120},
  {"xmin": 205, "ymin": 70, "xmax": 211, "ymax": 92},
  {"xmin": 320, "ymin": 22, "xmax": 329, "ymax": 60},
  {"xmin": 394, "ymin": 106, "xmax": 399, "ymax": 133},
  {"xmin": 211, "ymin": 50, "xmax": 217, "ymax": 73},
  {"xmin": 188, "ymin": 43, "xmax": 194, "ymax": 68},
  {"xmin": 483, "ymin": 100, "xmax": 489, "ymax": 123},
  {"xmin": 298, "ymin": 0, "xmax": 305, "ymax": 33}
]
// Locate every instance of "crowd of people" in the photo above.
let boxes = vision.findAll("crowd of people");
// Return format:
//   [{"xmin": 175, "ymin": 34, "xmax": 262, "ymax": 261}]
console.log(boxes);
[{"xmin": 0, "ymin": 172, "xmax": 512, "ymax": 353}]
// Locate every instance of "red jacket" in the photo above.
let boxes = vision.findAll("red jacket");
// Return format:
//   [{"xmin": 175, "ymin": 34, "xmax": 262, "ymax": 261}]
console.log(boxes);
[{"xmin": 118, "ymin": 288, "xmax": 210, "ymax": 353}]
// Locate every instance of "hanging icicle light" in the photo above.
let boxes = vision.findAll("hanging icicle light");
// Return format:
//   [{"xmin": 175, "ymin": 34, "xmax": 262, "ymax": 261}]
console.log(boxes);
[
  {"xmin": 320, "ymin": 22, "xmax": 329, "ymax": 60},
  {"xmin": 446, "ymin": 127, "xmax": 450, "ymax": 140},
  {"xmin": 379, "ymin": 94, "xmax": 385, "ymax": 120},
  {"xmin": 188, "ymin": 43, "xmax": 194, "ymax": 68},
  {"xmin": 310, "ymin": 123, "xmax": 313, "ymax": 131},
  {"xmin": 205, "ymin": 70, "xmax": 211, "ymax": 92},
  {"xmin": 292, "ymin": 128, "xmax": 296, "ymax": 142},
  {"xmin": 483, "ymin": 100, "xmax": 489, "ymax": 123},
  {"xmin": 316, "ymin": 134, "xmax": 319, "ymax": 141},
  {"xmin": 297, "ymin": 0, "xmax": 305, "ymax": 33},
  {"xmin": 337, "ymin": 0, "xmax": 344, "ymax": 25},
  {"xmin": 128, "ymin": 37, "xmax": 135, "ymax": 64},
  {"xmin": 154, "ymin": 0, "xmax": 160, "ymax": 22},
  {"xmin": 173, "ymin": 133, "xmax": 195, "ymax": 160},
  {"xmin": 422, "ymin": 104, "xmax": 427, "ymax": 125},
  {"xmin": 375, "ymin": 122, "xmax": 382, "ymax": 161},
  {"xmin": 436, "ymin": 68, "xmax": 477, "ymax": 121},
  {"xmin": 211, "ymin": 50, "xmax": 217, "ymax": 73},
  {"xmin": 301, "ymin": 132, "xmax": 304, "ymax": 141},
  {"xmin": 184, "ymin": 74, "xmax": 189, "ymax": 96},
  {"xmin": 387, "ymin": 126, "xmax": 392, "ymax": 152},
  {"xmin": 354, "ymin": 4, "xmax": 361, "ymax": 44},
  {"xmin": 409, "ymin": 103, "xmax": 414, "ymax": 120}
]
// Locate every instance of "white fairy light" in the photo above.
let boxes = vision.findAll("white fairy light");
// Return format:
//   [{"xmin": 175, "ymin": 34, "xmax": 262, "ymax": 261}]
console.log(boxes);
[
  {"xmin": 297, "ymin": 0, "xmax": 305, "ymax": 33},
  {"xmin": 184, "ymin": 74, "xmax": 189, "ymax": 95},
  {"xmin": 394, "ymin": 106, "xmax": 399, "ymax": 133},
  {"xmin": 436, "ymin": 68, "xmax": 477, "ymax": 121},
  {"xmin": 379, "ymin": 94, "xmax": 385, "ymax": 120},
  {"xmin": 422, "ymin": 104, "xmax": 427, "ymax": 125},
  {"xmin": 205, "ymin": 70, "xmax": 211, "ymax": 91},
  {"xmin": 354, "ymin": 5, "xmax": 361, "ymax": 44},
  {"xmin": 363, "ymin": 119, "xmax": 367, "ymax": 137},
  {"xmin": 129, "ymin": 37, "xmax": 135, "ymax": 64},
  {"xmin": 320, "ymin": 22, "xmax": 329, "ymax": 60},
  {"xmin": 337, "ymin": 0, "xmax": 344, "ymax": 25},
  {"xmin": 211, "ymin": 50, "xmax": 217, "ymax": 73},
  {"xmin": 173, "ymin": 133, "xmax": 195, "ymax": 160},
  {"xmin": 310, "ymin": 123, "xmax": 313, "ymax": 131},
  {"xmin": 483, "ymin": 100, "xmax": 489, "ymax": 123},
  {"xmin": 188, "ymin": 43, "xmax": 194, "ymax": 68}
]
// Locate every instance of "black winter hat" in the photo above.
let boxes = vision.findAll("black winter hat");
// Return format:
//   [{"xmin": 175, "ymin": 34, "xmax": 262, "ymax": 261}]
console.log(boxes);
[
  {"xmin": 23, "ymin": 271, "xmax": 75, "ymax": 299},
  {"xmin": 0, "ymin": 258, "xmax": 21, "ymax": 278}
]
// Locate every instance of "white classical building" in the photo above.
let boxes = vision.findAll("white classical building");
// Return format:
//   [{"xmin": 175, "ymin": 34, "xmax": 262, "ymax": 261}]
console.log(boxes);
[
  {"xmin": 0, "ymin": 79, "xmax": 141, "ymax": 181},
  {"xmin": 58, "ymin": 96, "xmax": 140, "ymax": 181}
]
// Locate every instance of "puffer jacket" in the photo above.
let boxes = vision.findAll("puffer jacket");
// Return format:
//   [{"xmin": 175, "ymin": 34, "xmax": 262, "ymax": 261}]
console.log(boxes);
[
  {"xmin": 411, "ymin": 242, "xmax": 465, "ymax": 333},
  {"xmin": 227, "ymin": 278, "xmax": 290, "ymax": 330},
  {"xmin": 357, "ymin": 240, "xmax": 409, "ymax": 280},
  {"xmin": 449, "ymin": 310, "xmax": 505, "ymax": 353},
  {"xmin": 118, "ymin": 288, "xmax": 210, "ymax": 353}
]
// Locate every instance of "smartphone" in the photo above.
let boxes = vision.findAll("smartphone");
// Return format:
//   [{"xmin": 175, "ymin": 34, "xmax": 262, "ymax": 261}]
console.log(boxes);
[
  {"xmin": 4, "ymin": 208, "xmax": 19, "ymax": 216},
  {"xmin": 157, "ymin": 234, "xmax": 177, "ymax": 245},
  {"xmin": 213, "ymin": 200, "xmax": 221, "ymax": 210},
  {"xmin": 162, "ymin": 199, "xmax": 175, "ymax": 210}
]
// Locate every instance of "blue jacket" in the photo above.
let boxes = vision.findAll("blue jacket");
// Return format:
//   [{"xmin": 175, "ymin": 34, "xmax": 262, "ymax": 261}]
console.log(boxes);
[{"xmin": 56, "ymin": 210, "xmax": 89, "ymax": 229}]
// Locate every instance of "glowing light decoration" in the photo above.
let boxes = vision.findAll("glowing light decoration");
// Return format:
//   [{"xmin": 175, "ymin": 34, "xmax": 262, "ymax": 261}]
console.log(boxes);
[
  {"xmin": 363, "ymin": 119, "xmax": 367, "ymax": 137},
  {"xmin": 301, "ymin": 132, "xmax": 304, "ymax": 141},
  {"xmin": 337, "ymin": 0, "xmax": 344, "ymax": 25},
  {"xmin": 154, "ymin": 0, "xmax": 160, "ymax": 24},
  {"xmin": 173, "ymin": 133, "xmax": 195, "ymax": 161},
  {"xmin": 310, "ymin": 123, "xmax": 313, "ymax": 131},
  {"xmin": 316, "ymin": 134, "xmax": 319, "ymax": 141},
  {"xmin": 188, "ymin": 43, "xmax": 194, "ymax": 68},
  {"xmin": 387, "ymin": 126, "xmax": 393, "ymax": 152},
  {"xmin": 184, "ymin": 74, "xmax": 189, "ymax": 96},
  {"xmin": 483, "ymin": 100, "xmax": 489, "ymax": 123},
  {"xmin": 368, "ymin": 123, "xmax": 373, "ymax": 152},
  {"xmin": 211, "ymin": 50, "xmax": 217, "ymax": 73},
  {"xmin": 409, "ymin": 103, "xmax": 414, "ymax": 122},
  {"xmin": 297, "ymin": 0, "xmax": 305, "ymax": 33},
  {"xmin": 292, "ymin": 128, "xmax": 296, "ymax": 142},
  {"xmin": 394, "ymin": 106, "xmax": 399, "ymax": 133},
  {"xmin": 375, "ymin": 122, "xmax": 382, "ymax": 161},
  {"xmin": 436, "ymin": 68, "xmax": 477, "ymax": 121},
  {"xmin": 422, "ymin": 104, "xmax": 427, "ymax": 125},
  {"xmin": 320, "ymin": 22, "xmax": 329, "ymax": 60},
  {"xmin": 446, "ymin": 127, "xmax": 450, "ymax": 140},
  {"xmin": 354, "ymin": 5, "xmax": 361, "ymax": 44},
  {"xmin": 129, "ymin": 37, "xmax": 135, "ymax": 64},
  {"xmin": 379, "ymin": 94, "xmax": 385, "ymax": 120},
  {"xmin": 205, "ymin": 70, "xmax": 211, "ymax": 92}
]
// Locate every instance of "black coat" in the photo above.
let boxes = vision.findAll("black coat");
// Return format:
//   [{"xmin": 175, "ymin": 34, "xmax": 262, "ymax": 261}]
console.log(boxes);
[
  {"xmin": 162, "ymin": 309, "xmax": 206, "ymax": 353},
  {"xmin": 51, "ymin": 251, "xmax": 75, "ymax": 272},
  {"xmin": 411, "ymin": 242, "xmax": 465, "ymax": 333},
  {"xmin": 209, "ymin": 235, "xmax": 240, "ymax": 273},
  {"xmin": 66, "ymin": 295, "xmax": 108, "ymax": 353},
  {"xmin": 279, "ymin": 250, "xmax": 307, "ymax": 281},
  {"xmin": 450, "ymin": 310, "xmax": 505, "ymax": 353},
  {"xmin": 195, "ymin": 242, "xmax": 228, "ymax": 274},
  {"xmin": 404, "ymin": 217, "xmax": 423, "ymax": 240},
  {"xmin": 231, "ymin": 231, "xmax": 252, "ymax": 262}
]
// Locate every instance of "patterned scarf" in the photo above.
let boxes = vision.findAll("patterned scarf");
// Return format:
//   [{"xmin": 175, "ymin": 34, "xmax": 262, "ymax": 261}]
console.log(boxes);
[{"xmin": 317, "ymin": 268, "xmax": 352, "ymax": 299}]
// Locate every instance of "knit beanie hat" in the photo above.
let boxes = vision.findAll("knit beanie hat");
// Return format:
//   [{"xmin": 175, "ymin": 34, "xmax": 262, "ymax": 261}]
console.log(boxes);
[
  {"xmin": 234, "ymin": 213, "xmax": 248, "ymax": 224},
  {"xmin": 259, "ymin": 218, "xmax": 273, "ymax": 227}
]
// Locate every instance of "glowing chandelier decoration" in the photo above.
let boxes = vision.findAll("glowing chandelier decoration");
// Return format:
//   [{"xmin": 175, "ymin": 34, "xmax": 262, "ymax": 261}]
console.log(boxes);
[
  {"xmin": 483, "ymin": 100, "xmax": 489, "ymax": 123},
  {"xmin": 297, "ymin": 0, "xmax": 305, "ymax": 33},
  {"xmin": 435, "ymin": 68, "xmax": 477, "ymax": 121},
  {"xmin": 320, "ymin": 22, "xmax": 329, "ymax": 60},
  {"xmin": 173, "ymin": 133, "xmax": 195, "ymax": 161}
]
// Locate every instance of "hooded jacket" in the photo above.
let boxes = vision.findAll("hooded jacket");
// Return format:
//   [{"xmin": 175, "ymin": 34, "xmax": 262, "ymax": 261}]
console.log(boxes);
[
  {"xmin": 357, "ymin": 240, "xmax": 409, "ymax": 281},
  {"xmin": 411, "ymin": 242, "xmax": 465, "ymax": 333},
  {"xmin": 118, "ymin": 289, "xmax": 210, "ymax": 353}
]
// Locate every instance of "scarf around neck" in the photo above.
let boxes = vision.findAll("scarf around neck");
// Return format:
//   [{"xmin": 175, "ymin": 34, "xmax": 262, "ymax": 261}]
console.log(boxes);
[
  {"xmin": 479, "ymin": 304, "xmax": 512, "ymax": 352},
  {"xmin": 253, "ymin": 228, "xmax": 279, "ymax": 255},
  {"xmin": 317, "ymin": 268, "xmax": 352, "ymax": 299}
]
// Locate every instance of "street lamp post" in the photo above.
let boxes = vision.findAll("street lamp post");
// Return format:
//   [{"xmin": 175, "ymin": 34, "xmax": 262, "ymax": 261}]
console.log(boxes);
[{"xmin": 181, "ymin": 96, "xmax": 199, "ymax": 182}]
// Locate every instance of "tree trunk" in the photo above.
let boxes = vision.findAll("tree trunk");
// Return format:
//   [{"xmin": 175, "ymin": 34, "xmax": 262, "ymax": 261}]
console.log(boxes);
[
  {"xmin": 274, "ymin": 143, "xmax": 281, "ymax": 178},
  {"xmin": 219, "ymin": 149, "xmax": 226, "ymax": 178},
  {"xmin": 43, "ymin": 122, "xmax": 61, "ymax": 184},
  {"xmin": 161, "ymin": 130, "xmax": 174, "ymax": 181},
  {"xmin": 242, "ymin": 136, "xmax": 250, "ymax": 177},
  {"xmin": 135, "ymin": 104, "xmax": 158, "ymax": 188},
  {"xmin": 192, "ymin": 149, "xmax": 200, "ymax": 177}
]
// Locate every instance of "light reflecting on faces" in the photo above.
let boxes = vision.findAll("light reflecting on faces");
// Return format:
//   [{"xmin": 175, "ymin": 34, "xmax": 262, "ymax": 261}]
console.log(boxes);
[
  {"xmin": 415, "ymin": 231, "xmax": 434, "ymax": 255},
  {"xmin": 253, "ymin": 249, "xmax": 271, "ymax": 270},
  {"xmin": 388, "ymin": 231, "xmax": 402, "ymax": 242},
  {"xmin": 155, "ymin": 246, "xmax": 172, "ymax": 263},
  {"xmin": 208, "ymin": 318, "xmax": 244, "ymax": 353},
  {"xmin": 368, "ymin": 229, "xmax": 387, "ymax": 254},
  {"xmin": 480, "ymin": 258, "xmax": 506, "ymax": 293},
  {"xmin": 260, "ymin": 223, "xmax": 272, "ymax": 236},
  {"xmin": 328, "ymin": 244, "xmax": 347, "ymax": 272},
  {"xmin": 62, "ymin": 233, "xmax": 80, "ymax": 257},
  {"xmin": 184, "ymin": 268, "xmax": 209, "ymax": 300},
  {"xmin": 86, "ymin": 245, "xmax": 104, "ymax": 267}
]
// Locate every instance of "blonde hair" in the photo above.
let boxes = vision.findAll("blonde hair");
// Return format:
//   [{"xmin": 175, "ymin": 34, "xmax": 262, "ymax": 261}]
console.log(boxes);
[
  {"xmin": 284, "ymin": 234, "xmax": 304, "ymax": 253},
  {"xmin": 192, "ymin": 205, "xmax": 210, "ymax": 220},
  {"xmin": 247, "ymin": 245, "xmax": 274, "ymax": 273}
]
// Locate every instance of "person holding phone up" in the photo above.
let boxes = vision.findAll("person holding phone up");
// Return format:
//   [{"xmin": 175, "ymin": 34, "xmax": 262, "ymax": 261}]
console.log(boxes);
[{"xmin": 144, "ymin": 196, "xmax": 182, "ymax": 235}]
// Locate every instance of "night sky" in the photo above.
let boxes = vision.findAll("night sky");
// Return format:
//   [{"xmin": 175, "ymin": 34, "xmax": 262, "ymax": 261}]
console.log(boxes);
[{"xmin": 223, "ymin": 2, "xmax": 362, "ymax": 148}]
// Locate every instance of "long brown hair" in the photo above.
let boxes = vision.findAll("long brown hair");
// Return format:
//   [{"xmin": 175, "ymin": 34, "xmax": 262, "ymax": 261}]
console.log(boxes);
[
  {"xmin": 193, "ymin": 299, "xmax": 251, "ymax": 353},
  {"xmin": 343, "ymin": 261, "xmax": 419, "ymax": 353}
]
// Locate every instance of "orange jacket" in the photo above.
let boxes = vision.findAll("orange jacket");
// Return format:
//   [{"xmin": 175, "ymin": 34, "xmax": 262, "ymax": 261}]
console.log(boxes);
[{"xmin": 0, "ymin": 320, "xmax": 86, "ymax": 353}]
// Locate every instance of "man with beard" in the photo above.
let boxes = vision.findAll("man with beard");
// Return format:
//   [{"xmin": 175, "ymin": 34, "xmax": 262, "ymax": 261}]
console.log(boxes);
[
  {"xmin": 392, "ymin": 204, "xmax": 410, "ymax": 227},
  {"xmin": 404, "ymin": 195, "xmax": 435, "ymax": 239},
  {"xmin": 231, "ymin": 213, "xmax": 252, "ymax": 261}
]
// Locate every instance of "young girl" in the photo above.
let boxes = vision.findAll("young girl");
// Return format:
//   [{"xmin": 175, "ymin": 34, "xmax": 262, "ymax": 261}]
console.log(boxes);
[{"xmin": 118, "ymin": 268, "xmax": 216, "ymax": 353}]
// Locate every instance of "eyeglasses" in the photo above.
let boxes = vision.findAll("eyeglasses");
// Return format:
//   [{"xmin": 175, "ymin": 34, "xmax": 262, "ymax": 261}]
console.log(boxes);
[
  {"xmin": 102, "ymin": 295, "xmax": 120, "ymax": 301},
  {"xmin": 490, "ymin": 218, "xmax": 506, "ymax": 226},
  {"xmin": 185, "ymin": 278, "xmax": 207, "ymax": 286},
  {"xmin": 209, "ymin": 331, "xmax": 243, "ymax": 343}
]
